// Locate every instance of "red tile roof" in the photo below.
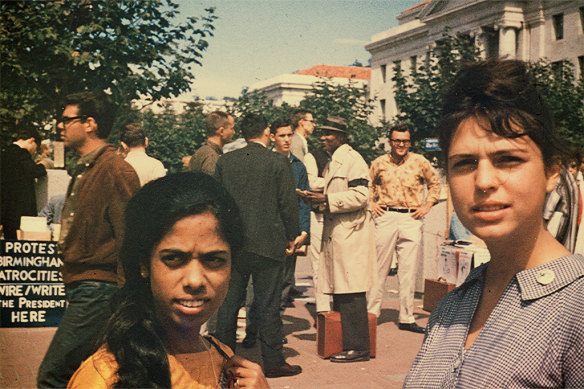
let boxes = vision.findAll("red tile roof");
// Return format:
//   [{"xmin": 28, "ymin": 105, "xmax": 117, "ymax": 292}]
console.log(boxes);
[{"xmin": 294, "ymin": 64, "xmax": 371, "ymax": 80}]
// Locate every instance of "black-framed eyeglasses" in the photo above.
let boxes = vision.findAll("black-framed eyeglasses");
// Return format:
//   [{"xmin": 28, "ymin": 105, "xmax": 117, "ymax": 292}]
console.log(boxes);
[
  {"xmin": 390, "ymin": 139, "xmax": 411, "ymax": 145},
  {"xmin": 57, "ymin": 115, "xmax": 88, "ymax": 125}
]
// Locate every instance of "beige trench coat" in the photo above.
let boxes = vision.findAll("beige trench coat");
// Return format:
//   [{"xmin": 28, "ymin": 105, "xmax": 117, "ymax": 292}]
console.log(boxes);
[{"xmin": 318, "ymin": 144, "xmax": 377, "ymax": 294}]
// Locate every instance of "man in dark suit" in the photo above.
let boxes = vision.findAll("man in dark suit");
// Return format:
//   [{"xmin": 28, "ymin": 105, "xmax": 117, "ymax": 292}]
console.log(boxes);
[
  {"xmin": 214, "ymin": 113, "xmax": 302, "ymax": 378},
  {"xmin": 1, "ymin": 128, "xmax": 47, "ymax": 239}
]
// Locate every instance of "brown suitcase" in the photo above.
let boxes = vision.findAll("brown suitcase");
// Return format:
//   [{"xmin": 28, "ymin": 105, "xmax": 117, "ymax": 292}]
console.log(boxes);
[
  {"xmin": 316, "ymin": 311, "xmax": 376, "ymax": 358},
  {"xmin": 422, "ymin": 278, "xmax": 456, "ymax": 312}
]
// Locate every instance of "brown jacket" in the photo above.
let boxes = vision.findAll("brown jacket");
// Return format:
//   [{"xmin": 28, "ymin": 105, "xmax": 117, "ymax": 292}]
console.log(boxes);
[{"xmin": 60, "ymin": 144, "xmax": 140, "ymax": 284}]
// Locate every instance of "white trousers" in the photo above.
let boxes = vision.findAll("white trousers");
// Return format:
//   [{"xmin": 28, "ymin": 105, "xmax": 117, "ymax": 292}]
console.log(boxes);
[
  {"xmin": 309, "ymin": 212, "xmax": 331, "ymax": 312},
  {"xmin": 367, "ymin": 211, "xmax": 422, "ymax": 324}
]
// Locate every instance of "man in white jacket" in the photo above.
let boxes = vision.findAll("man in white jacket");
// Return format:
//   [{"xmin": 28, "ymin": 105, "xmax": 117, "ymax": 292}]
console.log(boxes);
[{"xmin": 303, "ymin": 116, "xmax": 376, "ymax": 363}]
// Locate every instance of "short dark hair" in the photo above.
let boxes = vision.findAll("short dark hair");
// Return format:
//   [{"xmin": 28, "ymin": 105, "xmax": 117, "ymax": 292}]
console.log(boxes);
[
  {"xmin": 240, "ymin": 113, "xmax": 267, "ymax": 140},
  {"xmin": 63, "ymin": 91, "xmax": 115, "ymax": 139},
  {"xmin": 206, "ymin": 111, "xmax": 232, "ymax": 137},
  {"xmin": 389, "ymin": 123, "xmax": 410, "ymax": 139},
  {"xmin": 291, "ymin": 109, "xmax": 312, "ymax": 129},
  {"xmin": 120, "ymin": 123, "xmax": 146, "ymax": 148},
  {"xmin": 270, "ymin": 117, "xmax": 292, "ymax": 135},
  {"xmin": 439, "ymin": 59, "xmax": 561, "ymax": 169},
  {"xmin": 16, "ymin": 126, "xmax": 42, "ymax": 146}
]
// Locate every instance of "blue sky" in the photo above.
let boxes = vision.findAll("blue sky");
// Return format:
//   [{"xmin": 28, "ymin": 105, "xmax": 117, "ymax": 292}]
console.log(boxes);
[{"xmin": 176, "ymin": 0, "xmax": 422, "ymax": 99}]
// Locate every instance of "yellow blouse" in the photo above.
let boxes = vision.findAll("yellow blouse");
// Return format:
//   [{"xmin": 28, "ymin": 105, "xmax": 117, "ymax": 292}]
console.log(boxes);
[{"xmin": 67, "ymin": 336, "xmax": 233, "ymax": 389}]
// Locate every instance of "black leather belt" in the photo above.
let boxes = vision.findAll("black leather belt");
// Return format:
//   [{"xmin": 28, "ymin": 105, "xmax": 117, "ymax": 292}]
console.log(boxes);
[{"xmin": 381, "ymin": 206, "xmax": 417, "ymax": 213}]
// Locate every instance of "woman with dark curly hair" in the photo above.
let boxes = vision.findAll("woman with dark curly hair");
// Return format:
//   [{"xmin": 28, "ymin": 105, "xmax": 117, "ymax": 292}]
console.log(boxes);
[
  {"xmin": 404, "ymin": 59, "xmax": 584, "ymax": 387},
  {"xmin": 68, "ymin": 172, "xmax": 269, "ymax": 388}
]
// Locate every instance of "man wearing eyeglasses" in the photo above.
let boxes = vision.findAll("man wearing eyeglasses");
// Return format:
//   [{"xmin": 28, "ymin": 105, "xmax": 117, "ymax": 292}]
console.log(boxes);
[
  {"xmin": 367, "ymin": 123, "xmax": 441, "ymax": 334},
  {"xmin": 289, "ymin": 109, "xmax": 315, "ymax": 163},
  {"xmin": 37, "ymin": 91, "xmax": 140, "ymax": 388}
]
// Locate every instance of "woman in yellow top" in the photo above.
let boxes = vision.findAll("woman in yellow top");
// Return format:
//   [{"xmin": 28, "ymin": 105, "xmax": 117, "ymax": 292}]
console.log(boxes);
[{"xmin": 68, "ymin": 172, "xmax": 269, "ymax": 388}]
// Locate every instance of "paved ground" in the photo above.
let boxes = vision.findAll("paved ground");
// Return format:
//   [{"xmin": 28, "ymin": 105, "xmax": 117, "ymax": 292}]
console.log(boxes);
[{"xmin": 0, "ymin": 256, "xmax": 430, "ymax": 389}]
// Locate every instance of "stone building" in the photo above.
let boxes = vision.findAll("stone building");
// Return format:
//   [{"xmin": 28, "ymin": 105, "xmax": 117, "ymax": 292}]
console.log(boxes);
[
  {"xmin": 249, "ymin": 64, "xmax": 370, "ymax": 106},
  {"xmin": 367, "ymin": 0, "xmax": 584, "ymax": 124}
]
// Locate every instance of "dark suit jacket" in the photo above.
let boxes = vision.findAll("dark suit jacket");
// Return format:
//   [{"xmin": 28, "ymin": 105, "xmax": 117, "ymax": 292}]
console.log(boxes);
[
  {"xmin": 1, "ymin": 144, "xmax": 47, "ymax": 238},
  {"xmin": 215, "ymin": 142, "xmax": 299, "ymax": 262}
]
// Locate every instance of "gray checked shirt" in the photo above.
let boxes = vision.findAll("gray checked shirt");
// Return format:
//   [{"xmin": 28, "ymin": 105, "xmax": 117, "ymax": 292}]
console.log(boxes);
[{"xmin": 405, "ymin": 254, "xmax": 584, "ymax": 388}]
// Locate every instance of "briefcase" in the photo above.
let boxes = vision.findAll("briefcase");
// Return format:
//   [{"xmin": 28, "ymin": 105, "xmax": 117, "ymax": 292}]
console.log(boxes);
[
  {"xmin": 316, "ymin": 311, "xmax": 376, "ymax": 358},
  {"xmin": 423, "ymin": 278, "xmax": 456, "ymax": 312}
]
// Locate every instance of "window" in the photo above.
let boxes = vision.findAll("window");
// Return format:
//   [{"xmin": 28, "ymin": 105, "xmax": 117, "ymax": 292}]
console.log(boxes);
[
  {"xmin": 393, "ymin": 60, "xmax": 402, "ymax": 72},
  {"xmin": 380, "ymin": 99, "xmax": 386, "ymax": 121},
  {"xmin": 579, "ymin": 56, "xmax": 584, "ymax": 78},
  {"xmin": 551, "ymin": 60, "xmax": 565, "ymax": 80},
  {"xmin": 580, "ymin": 7, "xmax": 584, "ymax": 34},
  {"xmin": 410, "ymin": 55, "xmax": 417, "ymax": 73},
  {"xmin": 380, "ymin": 64, "xmax": 387, "ymax": 83},
  {"xmin": 553, "ymin": 13, "xmax": 564, "ymax": 40}
]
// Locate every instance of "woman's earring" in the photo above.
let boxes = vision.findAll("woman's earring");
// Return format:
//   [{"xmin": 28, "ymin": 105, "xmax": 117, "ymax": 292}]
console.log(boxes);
[{"xmin": 141, "ymin": 271, "xmax": 149, "ymax": 278}]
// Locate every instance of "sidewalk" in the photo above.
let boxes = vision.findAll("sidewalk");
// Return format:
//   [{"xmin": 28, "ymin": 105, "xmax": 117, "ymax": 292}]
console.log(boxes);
[{"xmin": 0, "ymin": 256, "xmax": 429, "ymax": 388}]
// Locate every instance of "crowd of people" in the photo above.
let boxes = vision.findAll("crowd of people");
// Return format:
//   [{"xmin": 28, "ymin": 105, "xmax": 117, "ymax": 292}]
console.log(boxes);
[{"xmin": 1, "ymin": 58, "xmax": 583, "ymax": 388}]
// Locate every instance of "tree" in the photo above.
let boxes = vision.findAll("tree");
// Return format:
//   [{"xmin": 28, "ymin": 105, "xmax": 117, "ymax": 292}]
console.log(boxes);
[
  {"xmin": 230, "ymin": 80, "xmax": 385, "ymax": 164},
  {"xmin": 392, "ymin": 30, "xmax": 480, "ymax": 159},
  {"xmin": 140, "ymin": 102, "xmax": 208, "ymax": 173},
  {"xmin": 391, "ymin": 30, "xmax": 584, "ymax": 164},
  {"xmin": 230, "ymin": 87, "xmax": 293, "ymax": 124},
  {"xmin": 299, "ymin": 79, "xmax": 385, "ymax": 163},
  {"xmin": 0, "ymin": 0, "xmax": 216, "ymax": 147},
  {"xmin": 529, "ymin": 59, "xmax": 584, "ymax": 147}
]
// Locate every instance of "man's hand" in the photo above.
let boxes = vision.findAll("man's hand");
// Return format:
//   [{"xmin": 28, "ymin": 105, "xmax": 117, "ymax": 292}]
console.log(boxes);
[
  {"xmin": 370, "ymin": 201, "xmax": 385, "ymax": 218},
  {"xmin": 285, "ymin": 240, "xmax": 296, "ymax": 256},
  {"xmin": 304, "ymin": 191, "xmax": 326, "ymax": 205},
  {"xmin": 224, "ymin": 355, "xmax": 270, "ymax": 389},
  {"xmin": 286, "ymin": 232, "xmax": 308, "ymax": 255},
  {"xmin": 412, "ymin": 202, "xmax": 433, "ymax": 220}
]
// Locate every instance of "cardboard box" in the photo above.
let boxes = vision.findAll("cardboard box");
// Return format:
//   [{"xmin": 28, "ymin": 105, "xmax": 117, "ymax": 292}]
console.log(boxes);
[
  {"xmin": 438, "ymin": 243, "xmax": 491, "ymax": 286},
  {"xmin": 17, "ymin": 216, "xmax": 51, "ymax": 241},
  {"xmin": 423, "ymin": 278, "xmax": 456, "ymax": 312},
  {"xmin": 316, "ymin": 311, "xmax": 376, "ymax": 358}
]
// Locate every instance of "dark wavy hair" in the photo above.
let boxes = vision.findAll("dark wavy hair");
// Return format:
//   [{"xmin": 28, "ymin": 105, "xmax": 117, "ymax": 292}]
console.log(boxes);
[
  {"xmin": 439, "ymin": 59, "xmax": 562, "ymax": 170},
  {"xmin": 101, "ymin": 172, "xmax": 244, "ymax": 388}
]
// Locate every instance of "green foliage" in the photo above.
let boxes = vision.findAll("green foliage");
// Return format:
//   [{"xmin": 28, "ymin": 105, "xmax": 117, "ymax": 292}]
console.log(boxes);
[
  {"xmin": 231, "ymin": 88, "xmax": 294, "ymax": 124},
  {"xmin": 0, "ymin": 0, "xmax": 216, "ymax": 148},
  {"xmin": 392, "ymin": 31, "xmax": 481, "ymax": 159},
  {"xmin": 392, "ymin": 30, "xmax": 584, "ymax": 163},
  {"xmin": 229, "ymin": 79, "xmax": 385, "ymax": 164},
  {"xmin": 529, "ymin": 60, "xmax": 584, "ymax": 147},
  {"xmin": 299, "ymin": 79, "xmax": 384, "ymax": 163},
  {"xmin": 140, "ymin": 102, "xmax": 208, "ymax": 173}
]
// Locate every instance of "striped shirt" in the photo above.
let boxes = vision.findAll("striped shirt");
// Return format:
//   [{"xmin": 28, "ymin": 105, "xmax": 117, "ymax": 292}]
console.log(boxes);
[{"xmin": 404, "ymin": 254, "xmax": 584, "ymax": 388}]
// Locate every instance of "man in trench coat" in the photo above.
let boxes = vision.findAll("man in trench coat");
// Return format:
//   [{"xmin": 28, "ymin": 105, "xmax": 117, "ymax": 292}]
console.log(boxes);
[{"xmin": 303, "ymin": 116, "xmax": 376, "ymax": 363}]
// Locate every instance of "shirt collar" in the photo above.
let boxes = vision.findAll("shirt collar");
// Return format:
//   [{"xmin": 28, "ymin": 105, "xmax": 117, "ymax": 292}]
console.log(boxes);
[
  {"xmin": 457, "ymin": 254, "xmax": 584, "ymax": 301},
  {"xmin": 206, "ymin": 140, "xmax": 223, "ymax": 154},
  {"xmin": 516, "ymin": 254, "xmax": 584, "ymax": 300},
  {"xmin": 77, "ymin": 143, "xmax": 108, "ymax": 168},
  {"xmin": 250, "ymin": 140, "xmax": 267, "ymax": 148}
]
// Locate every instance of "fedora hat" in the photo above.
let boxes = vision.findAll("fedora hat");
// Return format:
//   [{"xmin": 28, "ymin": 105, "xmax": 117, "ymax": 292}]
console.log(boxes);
[{"xmin": 319, "ymin": 116, "xmax": 348, "ymax": 133}]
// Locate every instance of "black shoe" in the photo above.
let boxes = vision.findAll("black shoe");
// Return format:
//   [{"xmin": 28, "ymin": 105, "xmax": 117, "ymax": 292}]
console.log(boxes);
[
  {"xmin": 388, "ymin": 266, "xmax": 398, "ymax": 276},
  {"xmin": 289, "ymin": 287, "xmax": 303, "ymax": 297},
  {"xmin": 241, "ymin": 335, "xmax": 256, "ymax": 348},
  {"xmin": 330, "ymin": 350, "xmax": 370, "ymax": 363},
  {"xmin": 398, "ymin": 322, "xmax": 426, "ymax": 334},
  {"xmin": 264, "ymin": 363, "xmax": 302, "ymax": 378}
]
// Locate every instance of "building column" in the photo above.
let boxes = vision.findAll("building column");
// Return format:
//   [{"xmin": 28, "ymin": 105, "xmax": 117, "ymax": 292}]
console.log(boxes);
[
  {"xmin": 471, "ymin": 28, "xmax": 487, "ymax": 59},
  {"xmin": 498, "ymin": 26, "xmax": 517, "ymax": 58}
]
